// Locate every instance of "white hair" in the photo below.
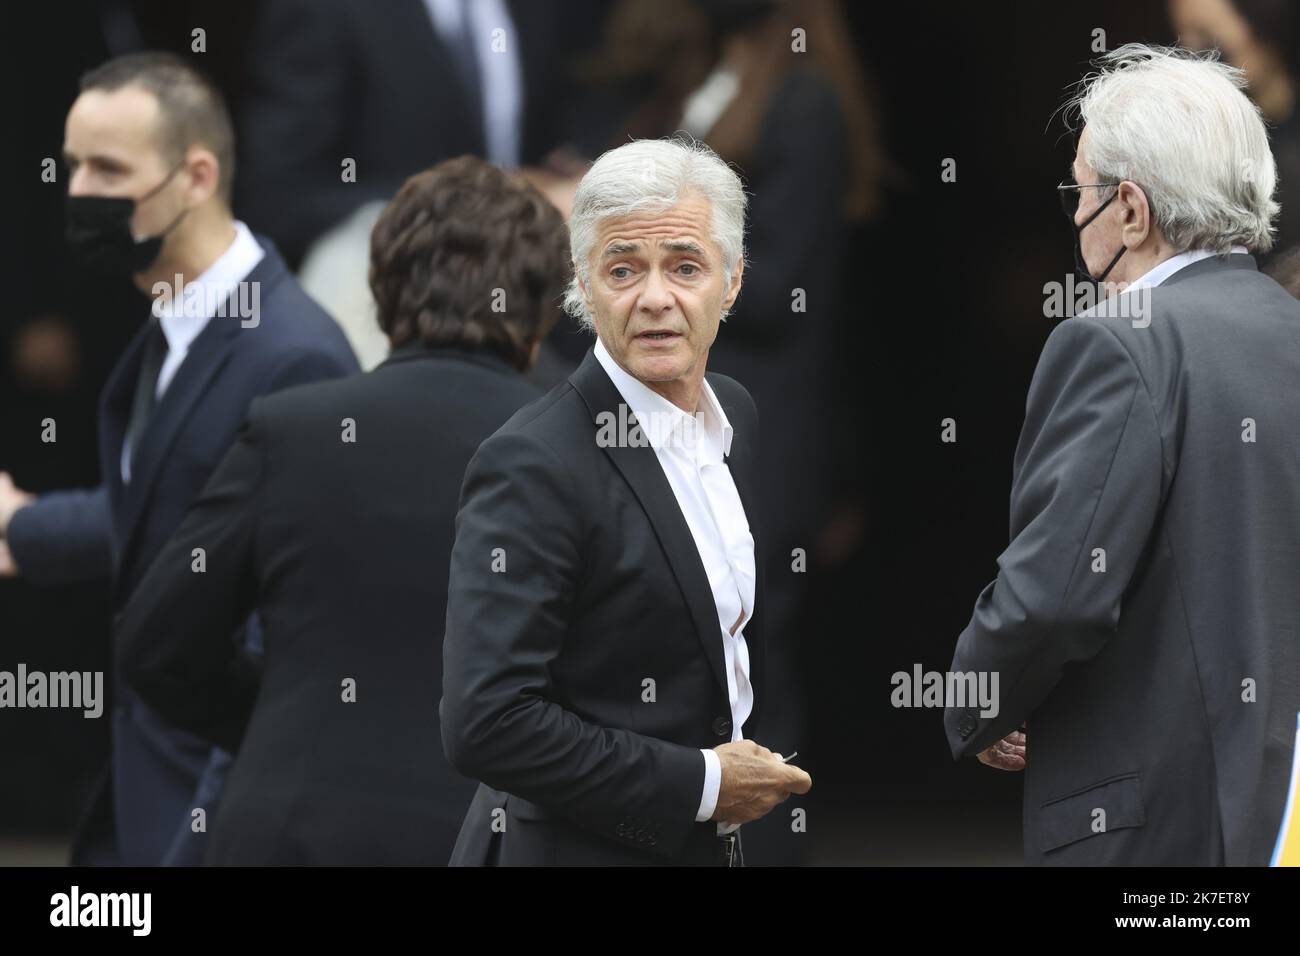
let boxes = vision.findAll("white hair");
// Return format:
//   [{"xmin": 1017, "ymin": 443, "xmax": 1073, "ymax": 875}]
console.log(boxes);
[
  {"xmin": 562, "ymin": 137, "xmax": 748, "ymax": 331},
  {"xmin": 1065, "ymin": 43, "xmax": 1278, "ymax": 254}
]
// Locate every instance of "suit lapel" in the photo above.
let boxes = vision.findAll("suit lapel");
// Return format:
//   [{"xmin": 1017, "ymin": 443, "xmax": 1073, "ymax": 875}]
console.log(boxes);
[
  {"xmin": 714, "ymin": 385, "xmax": 764, "ymax": 733},
  {"xmin": 113, "ymin": 242, "xmax": 290, "ymax": 577},
  {"xmin": 569, "ymin": 350, "xmax": 731, "ymax": 696},
  {"xmin": 717, "ymin": 396, "xmax": 758, "ymax": 546},
  {"xmin": 115, "ymin": 313, "xmax": 242, "ymax": 573},
  {"xmin": 99, "ymin": 322, "xmax": 152, "ymax": 516}
]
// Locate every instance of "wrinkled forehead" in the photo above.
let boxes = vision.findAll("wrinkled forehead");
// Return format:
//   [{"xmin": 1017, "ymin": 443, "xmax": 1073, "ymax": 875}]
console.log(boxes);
[{"xmin": 592, "ymin": 192, "xmax": 718, "ymax": 260}]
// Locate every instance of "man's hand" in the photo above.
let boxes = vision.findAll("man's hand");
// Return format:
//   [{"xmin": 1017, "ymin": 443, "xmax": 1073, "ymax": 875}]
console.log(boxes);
[
  {"xmin": 0, "ymin": 472, "xmax": 34, "ymax": 538},
  {"xmin": 0, "ymin": 540, "xmax": 17, "ymax": 577},
  {"xmin": 977, "ymin": 728, "xmax": 1026, "ymax": 771},
  {"xmin": 712, "ymin": 739, "xmax": 812, "ymax": 824}
]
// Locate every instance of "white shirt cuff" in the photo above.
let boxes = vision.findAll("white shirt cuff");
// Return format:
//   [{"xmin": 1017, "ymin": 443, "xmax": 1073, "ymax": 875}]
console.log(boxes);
[{"xmin": 696, "ymin": 748, "xmax": 721, "ymax": 822}]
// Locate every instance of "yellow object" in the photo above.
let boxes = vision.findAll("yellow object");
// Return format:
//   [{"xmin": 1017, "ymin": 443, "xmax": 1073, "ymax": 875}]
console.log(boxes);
[{"xmin": 1273, "ymin": 713, "xmax": 1300, "ymax": 866}]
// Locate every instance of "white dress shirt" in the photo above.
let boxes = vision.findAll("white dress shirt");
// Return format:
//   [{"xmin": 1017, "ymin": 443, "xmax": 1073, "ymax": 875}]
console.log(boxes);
[
  {"xmin": 1127, "ymin": 244, "xmax": 1249, "ymax": 290},
  {"xmin": 594, "ymin": 339, "xmax": 756, "ymax": 834},
  {"xmin": 120, "ymin": 221, "xmax": 264, "ymax": 483}
]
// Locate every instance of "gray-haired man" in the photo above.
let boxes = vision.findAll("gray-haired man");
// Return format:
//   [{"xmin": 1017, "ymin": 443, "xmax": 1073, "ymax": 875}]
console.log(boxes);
[
  {"xmin": 945, "ymin": 44, "xmax": 1300, "ymax": 865},
  {"xmin": 441, "ymin": 138, "xmax": 811, "ymax": 866}
]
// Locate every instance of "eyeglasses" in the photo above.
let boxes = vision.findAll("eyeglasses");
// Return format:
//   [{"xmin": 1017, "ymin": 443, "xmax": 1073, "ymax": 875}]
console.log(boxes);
[{"xmin": 1057, "ymin": 180, "xmax": 1120, "ymax": 218}]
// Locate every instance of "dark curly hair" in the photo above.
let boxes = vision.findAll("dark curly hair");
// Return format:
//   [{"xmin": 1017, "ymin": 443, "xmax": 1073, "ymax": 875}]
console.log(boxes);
[{"xmin": 369, "ymin": 156, "xmax": 571, "ymax": 370}]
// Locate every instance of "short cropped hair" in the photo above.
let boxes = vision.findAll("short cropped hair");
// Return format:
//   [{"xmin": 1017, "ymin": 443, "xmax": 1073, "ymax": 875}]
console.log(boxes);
[
  {"xmin": 563, "ymin": 137, "xmax": 748, "ymax": 330},
  {"xmin": 80, "ymin": 52, "xmax": 236, "ymax": 204},
  {"xmin": 1065, "ymin": 43, "xmax": 1278, "ymax": 253},
  {"xmin": 369, "ymin": 156, "xmax": 571, "ymax": 370}
]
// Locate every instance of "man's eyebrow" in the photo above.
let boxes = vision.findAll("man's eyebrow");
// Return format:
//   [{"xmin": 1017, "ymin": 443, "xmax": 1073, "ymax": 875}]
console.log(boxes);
[
  {"xmin": 601, "ymin": 240, "xmax": 641, "ymax": 258},
  {"xmin": 600, "ymin": 238, "xmax": 708, "ymax": 258},
  {"xmin": 663, "ymin": 239, "xmax": 706, "ymax": 256},
  {"xmin": 64, "ymin": 149, "xmax": 128, "ymax": 169}
]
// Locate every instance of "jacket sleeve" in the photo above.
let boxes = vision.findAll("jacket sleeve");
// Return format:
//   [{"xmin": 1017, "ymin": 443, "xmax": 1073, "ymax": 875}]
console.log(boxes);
[
  {"xmin": 115, "ymin": 404, "xmax": 269, "ymax": 752},
  {"xmin": 945, "ymin": 318, "xmax": 1165, "ymax": 758},
  {"xmin": 440, "ymin": 429, "xmax": 706, "ymax": 860},
  {"xmin": 6, "ymin": 485, "xmax": 112, "ymax": 585}
]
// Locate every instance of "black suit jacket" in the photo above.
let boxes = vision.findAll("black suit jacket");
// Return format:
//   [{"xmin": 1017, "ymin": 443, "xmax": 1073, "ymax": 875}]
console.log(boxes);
[
  {"xmin": 117, "ymin": 346, "xmax": 540, "ymax": 864},
  {"xmin": 8, "ymin": 240, "xmax": 357, "ymax": 865},
  {"xmin": 441, "ymin": 348, "xmax": 766, "ymax": 865},
  {"xmin": 235, "ymin": 0, "xmax": 607, "ymax": 264},
  {"xmin": 945, "ymin": 255, "xmax": 1300, "ymax": 865}
]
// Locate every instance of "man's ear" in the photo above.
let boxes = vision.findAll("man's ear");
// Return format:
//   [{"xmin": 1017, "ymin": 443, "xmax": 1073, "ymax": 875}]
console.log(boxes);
[
  {"xmin": 1118, "ymin": 180, "xmax": 1151, "ymax": 248},
  {"xmin": 723, "ymin": 256, "xmax": 745, "ymax": 310},
  {"xmin": 183, "ymin": 145, "xmax": 221, "ymax": 207}
]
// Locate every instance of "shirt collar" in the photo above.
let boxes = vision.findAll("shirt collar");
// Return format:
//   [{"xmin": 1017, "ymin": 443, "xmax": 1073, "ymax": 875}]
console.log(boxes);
[
  {"xmin": 592, "ymin": 337, "xmax": 733, "ymax": 460},
  {"xmin": 1128, "ymin": 244, "xmax": 1249, "ymax": 291},
  {"xmin": 151, "ymin": 220, "xmax": 265, "ymax": 350}
]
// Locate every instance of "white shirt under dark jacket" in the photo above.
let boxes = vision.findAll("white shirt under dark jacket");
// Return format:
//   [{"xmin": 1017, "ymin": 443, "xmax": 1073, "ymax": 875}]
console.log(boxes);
[
  {"xmin": 120, "ymin": 221, "xmax": 264, "ymax": 483},
  {"xmin": 593, "ymin": 339, "xmax": 756, "ymax": 834}
]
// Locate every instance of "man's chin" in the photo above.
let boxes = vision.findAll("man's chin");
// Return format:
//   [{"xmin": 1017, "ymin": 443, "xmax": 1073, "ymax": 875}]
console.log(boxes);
[{"xmin": 629, "ymin": 355, "xmax": 689, "ymax": 383}]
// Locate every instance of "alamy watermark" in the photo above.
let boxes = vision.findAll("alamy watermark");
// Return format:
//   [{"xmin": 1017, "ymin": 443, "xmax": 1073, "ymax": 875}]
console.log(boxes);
[
  {"xmin": 50, "ymin": 886, "xmax": 150, "ymax": 935},
  {"xmin": 151, "ymin": 274, "xmax": 261, "ymax": 328},
  {"xmin": 595, "ymin": 403, "xmax": 703, "ymax": 451},
  {"xmin": 1043, "ymin": 275, "xmax": 1153, "ymax": 327},
  {"xmin": 0, "ymin": 664, "xmax": 103, "ymax": 718},
  {"xmin": 890, "ymin": 664, "xmax": 1000, "ymax": 718}
]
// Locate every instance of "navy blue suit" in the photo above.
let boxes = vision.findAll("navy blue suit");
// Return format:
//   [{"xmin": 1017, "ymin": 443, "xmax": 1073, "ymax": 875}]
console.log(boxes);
[{"xmin": 7, "ymin": 238, "xmax": 358, "ymax": 865}]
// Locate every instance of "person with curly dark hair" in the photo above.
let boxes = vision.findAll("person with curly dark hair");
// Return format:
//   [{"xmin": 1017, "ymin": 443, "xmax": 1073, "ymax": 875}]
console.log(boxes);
[
  {"xmin": 370, "ymin": 155, "xmax": 570, "ymax": 370},
  {"xmin": 113, "ymin": 155, "xmax": 571, "ymax": 864}
]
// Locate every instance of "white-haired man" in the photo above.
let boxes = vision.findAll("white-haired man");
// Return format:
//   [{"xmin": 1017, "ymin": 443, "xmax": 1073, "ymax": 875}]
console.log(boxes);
[
  {"xmin": 945, "ymin": 44, "xmax": 1300, "ymax": 865},
  {"xmin": 441, "ymin": 138, "xmax": 811, "ymax": 866}
]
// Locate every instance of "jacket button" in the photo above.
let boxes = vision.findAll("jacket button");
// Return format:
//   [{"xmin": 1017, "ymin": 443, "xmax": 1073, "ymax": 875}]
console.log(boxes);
[
  {"xmin": 958, "ymin": 712, "xmax": 978, "ymax": 738},
  {"xmin": 712, "ymin": 717, "xmax": 732, "ymax": 737}
]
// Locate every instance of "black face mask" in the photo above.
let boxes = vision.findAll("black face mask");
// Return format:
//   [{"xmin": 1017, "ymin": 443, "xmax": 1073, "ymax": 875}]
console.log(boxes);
[
  {"xmin": 1071, "ymin": 189, "xmax": 1127, "ymax": 285},
  {"xmin": 64, "ymin": 165, "xmax": 188, "ymax": 274}
]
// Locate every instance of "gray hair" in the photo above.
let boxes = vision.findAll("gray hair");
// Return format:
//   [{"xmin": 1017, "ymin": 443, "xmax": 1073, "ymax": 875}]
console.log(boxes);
[
  {"xmin": 1064, "ymin": 43, "xmax": 1278, "ymax": 254},
  {"xmin": 562, "ymin": 137, "xmax": 748, "ymax": 330}
]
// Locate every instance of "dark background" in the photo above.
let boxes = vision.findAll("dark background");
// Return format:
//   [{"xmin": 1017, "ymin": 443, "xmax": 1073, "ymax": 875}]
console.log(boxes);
[{"xmin": 0, "ymin": 0, "xmax": 1274, "ymax": 864}]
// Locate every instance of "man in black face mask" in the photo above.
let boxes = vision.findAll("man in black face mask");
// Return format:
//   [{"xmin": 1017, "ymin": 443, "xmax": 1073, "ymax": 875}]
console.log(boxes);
[
  {"xmin": 1060, "ymin": 126, "xmax": 1167, "ymax": 290},
  {"xmin": 944, "ymin": 44, "xmax": 1296, "ymax": 867},
  {"xmin": 63, "ymin": 159, "xmax": 191, "ymax": 276},
  {"xmin": 0, "ymin": 52, "xmax": 358, "ymax": 866},
  {"xmin": 1065, "ymin": 175, "xmax": 1125, "ymax": 287}
]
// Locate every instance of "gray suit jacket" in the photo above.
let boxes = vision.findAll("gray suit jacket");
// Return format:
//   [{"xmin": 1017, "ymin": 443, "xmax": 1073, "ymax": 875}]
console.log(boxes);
[
  {"xmin": 448, "ymin": 784, "xmax": 508, "ymax": 866},
  {"xmin": 945, "ymin": 253, "xmax": 1300, "ymax": 865}
]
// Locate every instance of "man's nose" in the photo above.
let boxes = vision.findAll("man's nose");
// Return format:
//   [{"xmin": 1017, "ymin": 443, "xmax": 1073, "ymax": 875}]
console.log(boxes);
[
  {"xmin": 637, "ymin": 267, "xmax": 674, "ymax": 313},
  {"xmin": 67, "ymin": 167, "xmax": 95, "ymax": 198}
]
